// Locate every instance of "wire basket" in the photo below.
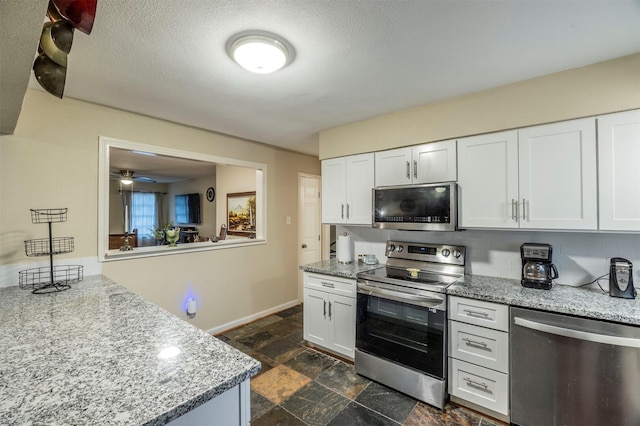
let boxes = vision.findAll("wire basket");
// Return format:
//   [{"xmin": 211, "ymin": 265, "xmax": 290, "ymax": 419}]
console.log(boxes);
[
  {"xmin": 24, "ymin": 237, "xmax": 74, "ymax": 257},
  {"xmin": 30, "ymin": 208, "xmax": 68, "ymax": 224},
  {"xmin": 19, "ymin": 265, "xmax": 83, "ymax": 290}
]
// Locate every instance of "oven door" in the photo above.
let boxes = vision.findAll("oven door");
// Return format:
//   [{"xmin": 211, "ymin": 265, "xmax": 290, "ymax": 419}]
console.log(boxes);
[{"xmin": 356, "ymin": 280, "xmax": 447, "ymax": 379}]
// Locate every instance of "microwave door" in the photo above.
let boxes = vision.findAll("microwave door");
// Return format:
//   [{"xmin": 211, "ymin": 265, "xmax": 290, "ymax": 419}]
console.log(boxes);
[{"xmin": 373, "ymin": 183, "xmax": 457, "ymax": 231}]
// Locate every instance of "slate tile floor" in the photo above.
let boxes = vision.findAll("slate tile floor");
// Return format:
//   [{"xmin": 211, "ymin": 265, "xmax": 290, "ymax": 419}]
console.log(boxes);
[{"xmin": 216, "ymin": 305, "xmax": 505, "ymax": 426}]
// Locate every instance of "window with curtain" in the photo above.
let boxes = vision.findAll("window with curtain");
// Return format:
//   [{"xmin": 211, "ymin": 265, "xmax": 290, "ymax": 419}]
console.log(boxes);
[{"xmin": 131, "ymin": 192, "xmax": 157, "ymax": 242}]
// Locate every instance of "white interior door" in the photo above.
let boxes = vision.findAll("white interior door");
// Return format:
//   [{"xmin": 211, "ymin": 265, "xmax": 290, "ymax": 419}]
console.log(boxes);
[{"xmin": 298, "ymin": 174, "xmax": 321, "ymax": 301}]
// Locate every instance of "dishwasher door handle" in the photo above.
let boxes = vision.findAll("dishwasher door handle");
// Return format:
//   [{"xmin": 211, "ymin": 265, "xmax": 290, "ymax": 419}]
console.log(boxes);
[
  {"xmin": 514, "ymin": 317, "xmax": 640, "ymax": 348},
  {"xmin": 357, "ymin": 281, "xmax": 444, "ymax": 308}
]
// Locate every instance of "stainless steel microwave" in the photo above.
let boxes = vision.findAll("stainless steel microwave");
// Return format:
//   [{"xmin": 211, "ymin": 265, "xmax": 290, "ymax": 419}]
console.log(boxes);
[{"xmin": 372, "ymin": 182, "xmax": 457, "ymax": 231}]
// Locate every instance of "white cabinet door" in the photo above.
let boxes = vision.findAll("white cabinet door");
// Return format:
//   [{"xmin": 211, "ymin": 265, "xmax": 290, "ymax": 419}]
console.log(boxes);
[
  {"xmin": 303, "ymin": 273, "xmax": 356, "ymax": 360},
  {"xmin": 328, "ymin": 294, "xmax": 356, "ymax": 358},
  {"xmin": 458, "ymin": 131, "xmax": 519, "ymax": 228},
  {"xmin": 375, "ymin": 141, "xmax": 457, "ymax": 187},
  {"xmin": 321, "ymin": 154, "xmax": 374, "ymax": 224},
  {"xmin": 375, "ymin": 147, "xmax": 412, "ymax": 187},
  {"xmin": 321, "ymin": 157, "xmax": 347, "ymax": 223},
  {"xmin": 413, "ymin": 139, "xmax": 457, "ymax": 184},
  {"xmin": 303, "ymin": 288, "xmax": 329, "ymax": 346},
  {"xmin": 518, "ymin": 118, "xmax": 597, "ymax": 230},
  {"xmin": 344, "ymin": 153, "xmax": 375, "ymax": 224},
  {"xmin": 598, "ymin": 109, "xmax": 640, "ymax": 231}
]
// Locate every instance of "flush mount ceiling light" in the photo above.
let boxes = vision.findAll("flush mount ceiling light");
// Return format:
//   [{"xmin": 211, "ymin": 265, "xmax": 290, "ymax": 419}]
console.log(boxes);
[{"xmin": 227, "ymin": 31, "xmax": 295, "ymax": 74}]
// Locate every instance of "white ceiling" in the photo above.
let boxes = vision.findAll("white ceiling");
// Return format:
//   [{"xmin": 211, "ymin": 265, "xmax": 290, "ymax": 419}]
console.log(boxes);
[
  {"xmin": 109, "ymin": 147, "xmax": 217, "ymax": 183},
  {"xmin": 4, "ymin": 0, "xmax": 640, "ymax": 156}
]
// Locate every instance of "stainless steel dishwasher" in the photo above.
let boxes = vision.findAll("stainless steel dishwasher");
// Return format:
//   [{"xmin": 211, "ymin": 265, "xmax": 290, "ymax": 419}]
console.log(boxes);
[{"xmin": 510, "ymin": 307, "xmax": 640, "ymax": 426}]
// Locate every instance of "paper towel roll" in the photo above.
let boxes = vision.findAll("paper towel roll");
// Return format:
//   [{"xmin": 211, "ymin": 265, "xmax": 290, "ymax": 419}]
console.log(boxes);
[{"xmin": 337, "ymin": 235, "xmax": 353, "ymax": 264}]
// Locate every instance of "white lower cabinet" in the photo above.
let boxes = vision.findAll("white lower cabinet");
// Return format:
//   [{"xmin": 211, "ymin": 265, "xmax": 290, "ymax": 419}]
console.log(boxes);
[
  {"xmin": 449, "ymin": 359, "xmax": 509, "ymax": 416},
  {"xmin": 169, "ymin": 380, "xmax": 250, "ymax": 425},
  {"xmin": 448, "ymin": 296, "xmax": 509, "ymax": 421},
  {"xmin": 303, "ymin": 272, "xmax": 356, "ymax": 359}
]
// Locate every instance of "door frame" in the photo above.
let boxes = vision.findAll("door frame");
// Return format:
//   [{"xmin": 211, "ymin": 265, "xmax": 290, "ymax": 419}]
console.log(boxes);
[{"xmin": 297, "ymin": 172, "xmax": 322, "ymax": 302}]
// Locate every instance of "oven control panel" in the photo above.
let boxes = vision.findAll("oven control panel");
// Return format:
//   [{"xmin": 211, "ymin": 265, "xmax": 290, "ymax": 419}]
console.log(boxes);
[{"xmin": 386, "ymin": 240, "xmax": 465, "ymax": 266}]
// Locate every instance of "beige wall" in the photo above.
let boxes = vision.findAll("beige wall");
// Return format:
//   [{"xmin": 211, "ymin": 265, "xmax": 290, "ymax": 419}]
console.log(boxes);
[
  {"xmin": 0, "ymin": 89, "xmax": 320, "ymax": 330},
  {"xmin": 169, "ymin": 174, "xmax": 217, "ymax": 238},
  {"xmin": 319, "ymin": 53, "xmax": 640, "ymax": 159}
]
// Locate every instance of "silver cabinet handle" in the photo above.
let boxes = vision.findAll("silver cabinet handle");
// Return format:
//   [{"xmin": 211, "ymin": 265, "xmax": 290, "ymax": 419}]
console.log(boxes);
[
  {"xmin": 462, "ymin": 337, "xmax": 488, "ymax": 348},
  {"xmin": 323, "ymin": 300, "xmax": 327, "ymax": 318},
  {"xmin": 321, "ymin": 281, "xmax": 335, "ymax": 288},
  {"xmin": 514, "ymin": 317, "xmax": 640, "ymax": 348},
  {"xmin": 346, "ymin": 203, "xmax": 350, "ymax": 219},
  {"xmin": 413, "ymin": 160, "xmax": 418, "ymax": 179},
  {"xmin": 522, "ymin": 198, "xmax": 526, "ymax": 220},
  {"xmin": 406, "ymin": 161, "xmax": 410, "ymax": 179},
  {"xmin": 511, "ymin": 199, "xmax": 517, "ymax": 221},
  {"xmin": 463, "ymin": 309, "xmax": 489, "ymax": 318},
  {"xmin": 328, "ymin": 301, "xmax": 332, "ymax": 319},
  {"xmin": 341, "ymin": 204, "xmax": 344, "ymax": 219},
  {"xmin": 464, "ymin": 377, "xmax": 489, "ymax": 389}
]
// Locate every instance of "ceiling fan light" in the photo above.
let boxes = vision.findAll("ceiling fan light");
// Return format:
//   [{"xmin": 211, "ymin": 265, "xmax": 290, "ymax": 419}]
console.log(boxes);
[
  {"xmin": 120, "ymin": 170, "xmax": 134, "ymax": 185},
  {"xmin": 229, "ymin": 33, "xmax": 292, "ymax": 74}
]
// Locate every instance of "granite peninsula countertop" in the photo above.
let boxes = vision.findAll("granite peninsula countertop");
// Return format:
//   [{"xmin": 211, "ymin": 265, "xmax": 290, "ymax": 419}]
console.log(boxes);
[
  {"xmin": 301, "ymin": 259, "xmax": 640, "ymax": 326},
  {"xmin": 0, "ymin": 275, "xmax": 260, "ymax": 425}
]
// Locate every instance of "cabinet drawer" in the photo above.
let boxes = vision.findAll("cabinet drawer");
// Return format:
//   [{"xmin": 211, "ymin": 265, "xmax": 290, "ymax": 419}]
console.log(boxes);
[
  {"xmin": 304, "ymin": 273, "xmax": 356, "ymax": 298},
  {"xmin": 449, "ymin": 296, "xmax": 509, "ymax": 331},
  {"xmin": 449, "ymin": 358, "xmax": 508, "ymax": 416},
  {"xmin": 449, "ymin": 321, "xmax": 508, "ymax": 373}
]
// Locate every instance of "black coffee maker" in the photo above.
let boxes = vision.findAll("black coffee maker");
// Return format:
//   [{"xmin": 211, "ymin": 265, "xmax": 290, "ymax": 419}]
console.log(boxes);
[{"xmin": 520, "ymin": 243, "xmax": 558, "ymax": 290}]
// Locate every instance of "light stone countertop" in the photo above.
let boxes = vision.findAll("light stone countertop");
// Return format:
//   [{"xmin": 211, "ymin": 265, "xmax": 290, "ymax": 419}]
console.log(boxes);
[
  {"xmin": 300, "ymin": 258, "xmax": 382, "ymax": 279},
  {"xmin": 301, "ymin": 259, "xmax": 640, "ymax": 326},
  {"xmin": 0, "ymin": 275, "xmax": 260, "ymax": 425}
]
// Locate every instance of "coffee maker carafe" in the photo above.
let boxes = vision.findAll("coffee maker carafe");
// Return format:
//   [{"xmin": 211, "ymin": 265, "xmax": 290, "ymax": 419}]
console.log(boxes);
[{"xmin": 520, "ymin": 243, "xmax": 558, "ymax": 290}]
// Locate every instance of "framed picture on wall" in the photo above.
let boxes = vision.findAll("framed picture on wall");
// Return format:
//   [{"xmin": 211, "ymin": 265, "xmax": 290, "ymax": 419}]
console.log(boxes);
[{"xmin": 227, "ymin": 191, "xmax": 256, "ymax": 236}]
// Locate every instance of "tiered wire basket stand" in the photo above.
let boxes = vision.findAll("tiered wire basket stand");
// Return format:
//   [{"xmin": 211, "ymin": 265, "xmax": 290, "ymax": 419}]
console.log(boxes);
[{"xmin": 19, "ymin": 208, "xmax": 83, "ymax": 294}]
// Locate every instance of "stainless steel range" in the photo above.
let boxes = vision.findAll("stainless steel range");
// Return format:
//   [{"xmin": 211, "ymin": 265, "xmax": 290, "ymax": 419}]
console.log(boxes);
[{"xmin": 355, "ymin": 240, "xmax": 466, "ymax": 409}]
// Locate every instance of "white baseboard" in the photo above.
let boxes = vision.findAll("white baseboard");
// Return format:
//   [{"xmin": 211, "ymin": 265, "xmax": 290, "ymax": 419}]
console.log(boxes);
[
  {"xmin": 206, "ymin": 299, "xmax": 301, "ymax": 336},
  {"xmin": 0, "ymin": 257, "xmax": 102, "ymax": 289}
]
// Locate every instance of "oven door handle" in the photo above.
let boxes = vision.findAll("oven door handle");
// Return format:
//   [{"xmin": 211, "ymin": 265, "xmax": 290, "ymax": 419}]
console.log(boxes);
[{"xmin": 357, "ymin": 281, "xmax": 444, "ymax": 308}]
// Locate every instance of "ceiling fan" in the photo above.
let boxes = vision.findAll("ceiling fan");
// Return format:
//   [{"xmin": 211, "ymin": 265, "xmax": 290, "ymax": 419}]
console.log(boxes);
[{"xmin": 110, "ymin": 169, "xmax": 157, "ymax": 184}]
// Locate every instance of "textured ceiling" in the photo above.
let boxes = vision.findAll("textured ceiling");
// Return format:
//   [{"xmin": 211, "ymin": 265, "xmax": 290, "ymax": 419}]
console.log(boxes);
[
  {"xmin": 0, "ymin": 0, "xmax": 48, "ymax": 135},
  {"xmin": 3, "ymin": 0, "xmax": 640, "ymax": 155}
]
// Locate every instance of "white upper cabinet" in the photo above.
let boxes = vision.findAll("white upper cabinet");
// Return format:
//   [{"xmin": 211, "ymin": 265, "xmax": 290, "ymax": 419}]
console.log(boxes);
[
  {"xmin": 321, "ymin": 153, "xmax": 374, "ymax": 224},
  {"xmin": 375, "ymin": 140, "xmax": 457, "ymax": 187},
  {"xmin": 598, "ymin": 109, "xmax": 640, "ymax": 231},
  {"xmin": 518, "ymin": 118, "xmax": 597, "ymax": 230},
  {"xmin": 321, "ymin": 157, "xmax": 347, "ymax": 224},
  {"xmin": 458, "ymin": 131, "xmax": 519, "ymax": 228},
  {"xmin": 458, "ymin": 118, "xmax": 597, "ymax": 230},
  {"xmin": 375, "ymin": 147, "xmax": 412, "ymax": 186}
]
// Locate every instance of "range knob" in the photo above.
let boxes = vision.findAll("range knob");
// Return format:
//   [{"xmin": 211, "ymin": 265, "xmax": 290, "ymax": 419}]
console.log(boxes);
[
  {"xmin": 397, "ymin": 245, "xmax": 404, "ymax": 253},
  {"xmin": 453, "ymin": 249, "xmax": 462, "ymax": 259},
  {"xmin": 441, "ymin": 249, "xmax": 451, "ymax": 257},
  {"xmin": 388, "ymin": 244, "xmax": 396, "ymax": 252}
]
